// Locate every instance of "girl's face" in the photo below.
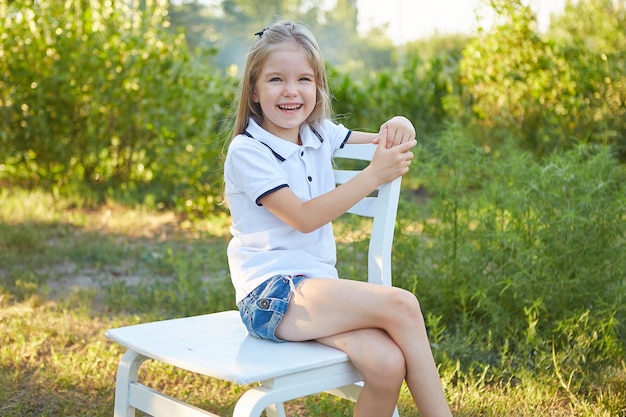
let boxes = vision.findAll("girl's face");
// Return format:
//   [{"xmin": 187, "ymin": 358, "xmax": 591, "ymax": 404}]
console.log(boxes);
[{"xmin": 253, "ymin": 42, "xmax": 317, "ymax": 143}]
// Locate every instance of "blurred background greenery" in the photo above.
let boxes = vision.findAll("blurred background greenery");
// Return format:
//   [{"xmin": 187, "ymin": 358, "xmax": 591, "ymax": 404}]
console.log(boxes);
[
  {"xmin": 0, "ymin": 0, "xmax": 624, "ymax": 415},
  {"xmin": 1, "ymin": 0, "xmax": 623, "ymax": 216}
]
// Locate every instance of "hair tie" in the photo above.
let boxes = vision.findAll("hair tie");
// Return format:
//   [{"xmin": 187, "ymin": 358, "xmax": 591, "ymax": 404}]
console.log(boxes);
[{"xmin": 254, "ymin": 27, "xmax": 269, "ymax": 37}]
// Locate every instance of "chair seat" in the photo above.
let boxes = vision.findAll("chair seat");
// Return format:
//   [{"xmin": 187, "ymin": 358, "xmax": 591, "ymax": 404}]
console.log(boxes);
[{"xmin": 106, "ymin": 310, "xmax": 350, "ymax": 385}]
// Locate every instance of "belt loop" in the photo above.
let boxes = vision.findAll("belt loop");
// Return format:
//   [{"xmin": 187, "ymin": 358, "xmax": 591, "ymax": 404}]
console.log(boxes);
[{"xmin": 286, "ymin": 275, "xmax": 297, "ymax": 293}]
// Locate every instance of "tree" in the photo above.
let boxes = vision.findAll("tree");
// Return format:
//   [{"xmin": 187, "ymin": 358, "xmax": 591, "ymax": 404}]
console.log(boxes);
[
  {"xmin": 548, "ymin": 0, "xmax": 626, "ymax": 159},
  {"xmin": 0, "ymin": 0, "xmax": 235, "ymax": 213},
  {"xmin": 459, "ymin": 0, "xmax": 625, "ymax": 158},
  {"xmin": 460, "ymin": 0, "xmax": 576, "ymax": 154},
  {"xmin": 548, "ymin": 0, "xmax": 626, "ymax": 54}
]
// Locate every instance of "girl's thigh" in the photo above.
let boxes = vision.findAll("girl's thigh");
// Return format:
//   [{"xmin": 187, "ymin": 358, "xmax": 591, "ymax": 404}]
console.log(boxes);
[{"xmin": 275, "ymin": 277, "xmax": 419, "ymax": 342}]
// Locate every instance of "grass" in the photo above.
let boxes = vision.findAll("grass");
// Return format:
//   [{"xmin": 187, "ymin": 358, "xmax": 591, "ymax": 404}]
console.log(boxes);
[{"xmin": 1, "ymin": 185, "xmax": 624, "ymax": 416}]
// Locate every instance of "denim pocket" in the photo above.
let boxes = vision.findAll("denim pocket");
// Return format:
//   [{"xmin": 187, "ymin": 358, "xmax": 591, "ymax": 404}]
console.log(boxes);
[{"xmin": 236, "ymin": 274, "xmax": 309, "ymax": 342}]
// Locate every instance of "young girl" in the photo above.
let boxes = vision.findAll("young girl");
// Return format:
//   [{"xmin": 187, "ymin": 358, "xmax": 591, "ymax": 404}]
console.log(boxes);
[{"xmin": 224, "ymin": 21, "xmax": 452, "ymax": 417}]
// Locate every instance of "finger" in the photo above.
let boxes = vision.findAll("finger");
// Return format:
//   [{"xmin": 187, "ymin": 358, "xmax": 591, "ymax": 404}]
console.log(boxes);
[
  {"xmin": 389, "ymin": 129, "xmax": 415, "ymax": 148},
  {"xmin": 387, "ymin": 129, "xmax": 399, "ymax": 148},
  {"xmin": 397, "ymin": 139, "xmax": 417, "ymax": 152},
  {"xmin": 397, "ymin": 132, "xmax": 410, "ymax": 148},
  {"xmin": 376, "ymin": 127, "xmax": 388, "ymax": 148}
]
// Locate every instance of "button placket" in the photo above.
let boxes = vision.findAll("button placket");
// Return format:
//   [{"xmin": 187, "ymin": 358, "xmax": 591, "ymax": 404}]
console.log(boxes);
[{"xmin": 299, "ymin": 147, "xmax": 315, "ymax": 190}]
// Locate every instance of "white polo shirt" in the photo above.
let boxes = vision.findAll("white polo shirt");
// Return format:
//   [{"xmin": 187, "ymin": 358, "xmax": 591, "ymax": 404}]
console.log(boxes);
[{"xmin": 224, "ymin": 117, "xmax": 352, "ymax": 302}]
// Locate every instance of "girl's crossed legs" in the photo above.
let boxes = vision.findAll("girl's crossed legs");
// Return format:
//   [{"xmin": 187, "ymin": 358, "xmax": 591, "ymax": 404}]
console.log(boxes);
[{"xmin": 275, "ymin": 278, "xmax": 452, "ymax": 417}]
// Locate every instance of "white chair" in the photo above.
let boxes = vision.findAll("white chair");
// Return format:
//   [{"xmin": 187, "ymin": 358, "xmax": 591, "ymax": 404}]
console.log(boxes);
[{"xmin": 106, "ymin": 143, "xmax": 403, "ymax": 417}]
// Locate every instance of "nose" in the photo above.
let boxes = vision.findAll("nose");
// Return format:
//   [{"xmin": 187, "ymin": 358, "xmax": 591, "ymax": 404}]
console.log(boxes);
[{"xmin": 283, "ymin": 81, "xmax": 298, "ymax": 96}]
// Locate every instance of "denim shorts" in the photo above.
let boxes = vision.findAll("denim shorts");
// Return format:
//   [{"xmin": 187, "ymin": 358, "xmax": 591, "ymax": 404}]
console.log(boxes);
[{"xmin": 237, "ymin": 274, "xmax": 309, "ymax": 343}]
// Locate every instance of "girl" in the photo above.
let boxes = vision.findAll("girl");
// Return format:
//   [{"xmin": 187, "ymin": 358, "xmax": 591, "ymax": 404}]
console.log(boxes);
[{"xmin": 224, "ymin": 21, "xmax": 452, "ymax": 417}]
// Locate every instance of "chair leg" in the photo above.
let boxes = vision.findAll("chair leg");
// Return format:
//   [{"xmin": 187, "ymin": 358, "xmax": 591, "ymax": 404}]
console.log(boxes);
[
  {"xmin": 234, "ymin": 386, "xmax": 298, "ymax": 417},
  {"xmin": 113, "ymin": 350, "xmax": 149, "ymax": 417},
  {"xmin": 263, "ymin": 403, "xmax": 287, "ymax": 417},
  {"xmin": 232, "ymin": 387, "xmax": 269, "ymax": 417}
]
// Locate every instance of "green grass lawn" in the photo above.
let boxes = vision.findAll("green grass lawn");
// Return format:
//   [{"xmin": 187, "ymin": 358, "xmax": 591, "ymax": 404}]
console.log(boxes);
[{"xmin": 1, "ymin": 187, "xmax": 624, "ymax": 416}]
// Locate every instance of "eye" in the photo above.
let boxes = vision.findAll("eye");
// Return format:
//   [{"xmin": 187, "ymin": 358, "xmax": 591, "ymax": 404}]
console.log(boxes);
[
  {"xmin": 299, "ymin": 76, "xmax": 313, "ymax": 82},
  {"xmin": 269, "ymin": 77, "xmax": 282, "ymax": 82}
]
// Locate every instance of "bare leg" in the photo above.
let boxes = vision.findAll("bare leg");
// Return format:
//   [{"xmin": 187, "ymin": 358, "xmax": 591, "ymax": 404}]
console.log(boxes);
[
  {"xmin": 317, "ymin": 328, "xmax": 405, "ymax": 417},
  {"xmin": 275, "ymin": 278, "xmax": 452, "ymax": 417}
]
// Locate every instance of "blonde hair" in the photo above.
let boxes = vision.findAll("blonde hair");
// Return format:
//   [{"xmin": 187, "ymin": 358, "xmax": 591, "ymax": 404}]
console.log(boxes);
[{"xmin": 231, "ymin": 21, "xmax": 332, "ymax": 138}]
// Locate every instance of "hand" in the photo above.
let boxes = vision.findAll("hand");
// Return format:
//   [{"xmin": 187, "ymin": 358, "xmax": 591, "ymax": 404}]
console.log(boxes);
[
  {"xmin": 368, "ymin": 127, "xmax": 417, "ymax": 184},
  {"xmin": 373, "ymin": 116, "xmax": 416, "ymax": 149}
]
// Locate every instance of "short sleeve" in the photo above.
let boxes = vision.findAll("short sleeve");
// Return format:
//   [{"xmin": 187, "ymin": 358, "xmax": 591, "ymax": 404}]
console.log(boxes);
[
  {"xmin": 318, "ymin": 119, "xmax": 352, "ymax": 150},
  {"xmin": 225, "ymin": 136, "xmax": 288, "ymax": 206}
]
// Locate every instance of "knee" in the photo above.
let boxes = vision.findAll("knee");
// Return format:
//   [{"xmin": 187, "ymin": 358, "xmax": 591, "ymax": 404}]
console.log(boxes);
[
  {"xmin": 363, "ymin": 340, "xmax": 406, "ymax": 389},
  {"xmin": 379, "ymin": 344, "xmax": 406, "ymax": 383},
  {"xmin": 359, "ymin": 339, "xmax": 406, "ymax": 389},
  {"xmin": 347, "ymin": 329, "xmax": 406, "ymax": 388},
  {"xmin": 388, "ymin": 287, "xmax": 423, "ymax": 320}
]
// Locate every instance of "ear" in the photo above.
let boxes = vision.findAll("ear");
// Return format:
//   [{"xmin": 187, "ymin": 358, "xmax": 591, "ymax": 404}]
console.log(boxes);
[{"xmin": 252, "ymin": 88, "xmax": 259, "ymax": 103}]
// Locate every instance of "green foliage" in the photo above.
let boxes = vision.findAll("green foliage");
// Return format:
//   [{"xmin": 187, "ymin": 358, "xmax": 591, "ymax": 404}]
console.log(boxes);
[
  {"xmin": 395, "ymin": 123, "xmax": 626, "ymax": 389},
  {"xmin": 548, "ymin": 0, "xmax": 626, "ymax": 160},
  {"xmin": 459, "ymin": 0, "xmax": 625, "ymax": 158},
  {"xmin": 0, "ymin": 0, "xmax": 236, "ymax": 214},
  {"xmin": 330, "ymin": 48, "xmax": 463, "ymax": 138},
  {"xmin": 549, "ymin": 0, "xmax": 626, "ymax": 54},
  {"xmin": 3, "ymin": 0, "xmax": 624, "ymax": 219}
]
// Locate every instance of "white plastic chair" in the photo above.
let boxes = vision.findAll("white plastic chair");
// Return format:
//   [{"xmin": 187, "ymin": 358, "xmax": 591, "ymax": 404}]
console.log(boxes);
[{"xmin": 106, "ymin": 143, "xmax": 403, "ymax": 417}]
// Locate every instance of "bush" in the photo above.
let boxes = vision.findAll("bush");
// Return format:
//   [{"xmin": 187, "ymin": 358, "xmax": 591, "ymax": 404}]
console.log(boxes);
[
  {"xmin": 0, "ymin": 0, "xmax": 237, "ymax": 214},
  {"xmin": 394, "ymin": 124, "xmax": 626, "ymax": 379},
  {"xmin": 330, "ymin": 49, "xmax": 462, "ymax": 139},
  {"xmin": 459, "ymin": 0, "xmax": 626, "ymax": 159}
]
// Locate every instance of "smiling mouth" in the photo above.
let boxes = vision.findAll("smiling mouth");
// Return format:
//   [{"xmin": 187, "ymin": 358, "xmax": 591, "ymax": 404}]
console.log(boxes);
[{"xmin": 278, "ymin": 104, "xmax": 302, "ymax": 111}]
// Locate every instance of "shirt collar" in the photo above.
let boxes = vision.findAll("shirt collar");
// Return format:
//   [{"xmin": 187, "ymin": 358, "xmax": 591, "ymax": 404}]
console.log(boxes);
[{"xmin": 245, "ymin": 118, "xmax": 324, "ymax": 161}]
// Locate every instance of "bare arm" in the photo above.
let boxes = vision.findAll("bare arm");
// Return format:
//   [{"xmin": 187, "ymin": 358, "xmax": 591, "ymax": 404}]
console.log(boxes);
[{"xmin": 260, "ymin": 132, "xmax": 416, "ymax": 233}]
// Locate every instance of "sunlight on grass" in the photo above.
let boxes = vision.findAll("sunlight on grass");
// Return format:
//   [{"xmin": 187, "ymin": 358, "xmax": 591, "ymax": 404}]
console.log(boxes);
[
  {"xmin": 0, "ymin": 187, "xmax": 231, "ymax": 240},
  {"xmin": 0, "ymin": 188, "xmax": 86, "ymax": 224},
  {"xmin": 1, "ymin": 186, "xmax": 624, "ymax": 416},
  {"xmin": 2, "ymin": 293, "xmax": 620, "ymax": 417}
]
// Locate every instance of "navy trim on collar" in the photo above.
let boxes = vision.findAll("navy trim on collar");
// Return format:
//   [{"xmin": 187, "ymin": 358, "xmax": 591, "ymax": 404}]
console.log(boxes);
[
  {"xmin": 244, "ymin": 130, "xmax": 285, "ymax": 162},
  {"xmin": 309, "ymin": 125, "xmax": 324, "ymax": 143}
]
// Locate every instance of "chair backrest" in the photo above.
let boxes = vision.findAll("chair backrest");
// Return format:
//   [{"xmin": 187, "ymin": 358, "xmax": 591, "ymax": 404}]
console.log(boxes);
[{"xmin": 332, "ymin": 144, "xmax": 402, "ymax": 287}]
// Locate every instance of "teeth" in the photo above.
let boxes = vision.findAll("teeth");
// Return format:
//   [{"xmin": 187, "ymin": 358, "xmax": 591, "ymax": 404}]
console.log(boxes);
[{"xmin": 279, "ymin": 104, "xmax": 301, "ymax": 110}]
